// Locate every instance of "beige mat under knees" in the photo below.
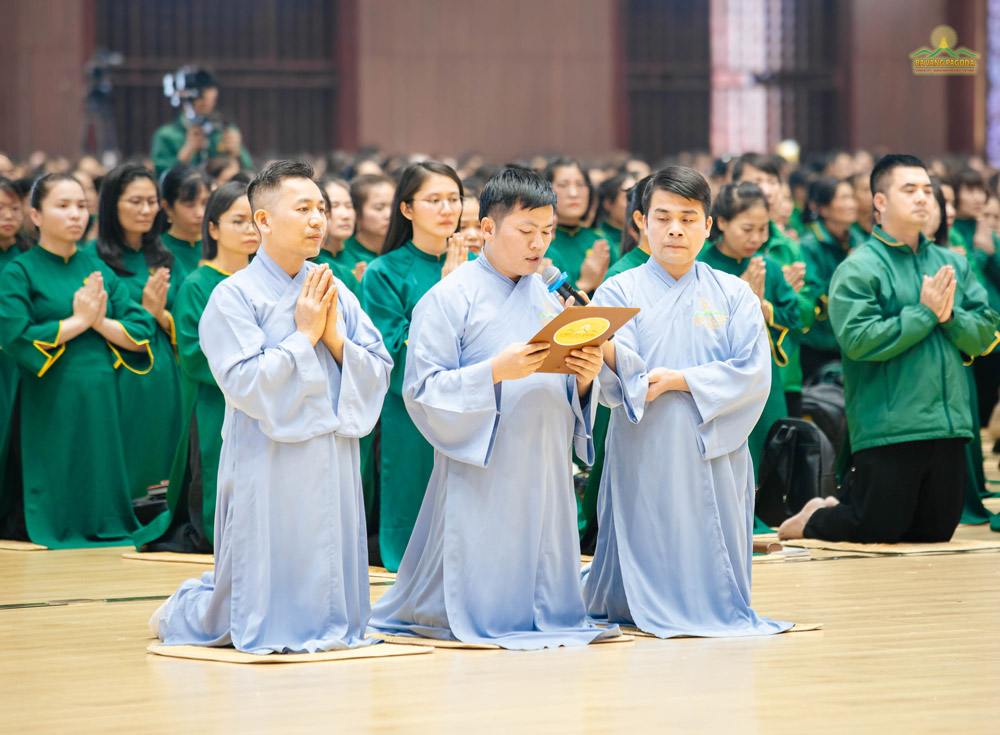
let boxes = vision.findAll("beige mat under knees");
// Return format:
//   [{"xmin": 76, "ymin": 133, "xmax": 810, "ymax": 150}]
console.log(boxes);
[
  {"xmin": 621, "ymin": 623, "xmax": 823, "ymax": 639},
  {"xmin": 0, "ymin": 539, "xmax": 46, "ymax": 551},
  {"xmin": 782, "ymin": 538, "xmax": 1000, "ymax": 554},
  {"xmin": 370, "ymin": 633, "xmax": 634, "ymax": 650},
  {"xmin": 122, "ymin": 552, "xmax": 399, "ymax": 582},
  {"xmin": 146, "ymin": 640, "xmax": 432, "ymax": 664},
  {"xmin": 123, "ymin": 552, "xmax": 212, "ymax": 565}
]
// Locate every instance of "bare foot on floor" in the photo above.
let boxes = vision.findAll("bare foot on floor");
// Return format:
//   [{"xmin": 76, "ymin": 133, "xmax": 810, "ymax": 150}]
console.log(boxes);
[{"xmin": 778, "ymin": 497, "xmax": 828, "ymax": 540}]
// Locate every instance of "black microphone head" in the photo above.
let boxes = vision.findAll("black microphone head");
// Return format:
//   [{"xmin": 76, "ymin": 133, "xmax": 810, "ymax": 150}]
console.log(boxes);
[{"xmin": 541, "ymin": 265, "xmax": 562, "ymax": 285}]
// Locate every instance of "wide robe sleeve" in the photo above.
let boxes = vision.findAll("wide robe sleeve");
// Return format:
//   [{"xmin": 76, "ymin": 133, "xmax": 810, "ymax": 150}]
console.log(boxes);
[
  {"xmin": 199, "ymin": 282, "xmax": 338, "ymax": 443},
  {"xmin": 829, "ymin": 259, "xmax": 940, "ymax": 362},
  {"xmin": 403, "ymin": 289, "xmax": 501, "ymax": 468},
  {"xmin": 939, "ymin": 257, "xmax": 1000, "ymax": 359},
  {"xmin": 325, "ymin": 280, "xmax": 392, "ymax": 438},
  {"xmin": 104, "ymin": 269, "xmax": 156, "ymax": 374},
  {"xmin": 762, "ymin": 260, "xmax": 804, "ymax": 368},
  {"xmin": 0, "ymin": 262, "xmax": 67, "ymax": 377},
  {"xmin": 591, "ymin": 277, "xmax": 649, "ymax": 425},
  {"xmin": 680, "ymin": 281, "xmax": 771, "ymax": 460},
  {"xmin": 565, "ymin": 368, "xmax": 598, "ymax": 465}
]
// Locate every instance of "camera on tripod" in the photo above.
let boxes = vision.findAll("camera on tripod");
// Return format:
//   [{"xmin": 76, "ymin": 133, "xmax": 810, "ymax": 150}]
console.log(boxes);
[{"xmin": 163, "ymin": 67, "xmax": 219, "ymax": 134}]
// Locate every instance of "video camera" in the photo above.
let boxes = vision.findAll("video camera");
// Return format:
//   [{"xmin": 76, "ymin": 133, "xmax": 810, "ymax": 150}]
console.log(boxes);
[{"xmin": 163, "ymin": 67, "xmax": 219, "ymax": 134}]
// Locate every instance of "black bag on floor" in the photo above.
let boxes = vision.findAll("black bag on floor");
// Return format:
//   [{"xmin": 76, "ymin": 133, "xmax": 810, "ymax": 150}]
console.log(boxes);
[
  {"xmin": 801, "ymin": 382, "xmax": 847, "ymax": 456},
  {"xmin": 755, "ymin": 418, "xmax": 837, "ymax": 527}
]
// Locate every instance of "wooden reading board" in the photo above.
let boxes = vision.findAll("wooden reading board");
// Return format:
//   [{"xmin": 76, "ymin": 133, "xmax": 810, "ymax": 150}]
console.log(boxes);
[{"xmin": 528, "ymin": 305, "xmax": 640, "ymax": 374}]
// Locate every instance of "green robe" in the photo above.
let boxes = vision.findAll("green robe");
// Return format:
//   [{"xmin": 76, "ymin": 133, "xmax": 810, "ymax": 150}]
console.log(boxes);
[
  {"xmin": 161, "ymin": 231, "xmax": 202, "ymax": 279},
  {"xmin": 788, "ymin": 207, "xmax": 808, "ymax": 237},
  {"xmin": 546, "ymin": 225, "xmax": 620, "ymax": 291},
  {"xmin": 762, "ymin": 221, "xmax": 813, "ymax": 393},
  {"xmin": 133, "ymin": 264, "xmax": 229, "ymax": 549},
  {"xmin": 699, "ymin": 245, "xmax": 802, "ymax": 482},
  {"xmin": 598, "ymin": 222, "xmax": 624, "ymax": 251},
  {"xmin": 151, "ymin": 113, "xmax": 253, "ymax": 179},
  {"xmin": 0, "ymin": 243, "xmax": 28, "ymax": 516},
  {"xmin": 800, "ymin": 221, "xmax": 866, "ymax": 355},
  {"xmin": 579, "ymin": 246, "xmax": 651, "ymax": 544},
  {"xmin": 341, "ymin": 236, "xmax": 380, "ymax": 272},
  {"xmin": 960, "ymin": 365, "xmax": 995, "ymax": 525},
  {"xmin": 361, "ymin": 242, "xmax": 443, "ymax": 571},
  {"xmin": 0, "ymin": 245, "xmax": 154, "ymax": 548},
  {"xmin": 111, "ymin": 248, "xmax": 184, "ymax": 500}
]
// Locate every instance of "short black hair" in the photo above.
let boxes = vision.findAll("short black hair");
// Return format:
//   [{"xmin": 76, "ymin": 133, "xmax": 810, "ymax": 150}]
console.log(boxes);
[
  {"xmin": 160, "ymin": 163, "xmax": 209, "ymax": 206},
  {"xmin": 952, "ymin": 167, "xmax": 987, "ymax": 210},
  {"xmin": 247, "ymin": 159, "xmax": 316, "ymax": 216},
  {"xmin": 709, "ymin": 182, "xmax": 768, "ymax": 240},
  {"xmin": 620, "ymin": 174, "xmax": 653, "ymax": 255},
  {"xmin": 202, "ymin": 181, "xmax": 249, "ymax": 260},
  {"xmin": 642, "ymin": 166, "xmax": 712, "ymax": 219},
  {"xmin": 732, "ymin": 153, "xmax": 781, "ymax": 183},
  {"xmin": 478, "ymin": 167, "xmax": 557, "ymax": 227},
  {"xmin": 870, "ymin": 154, "xmax": 927, "ymax": 197}
]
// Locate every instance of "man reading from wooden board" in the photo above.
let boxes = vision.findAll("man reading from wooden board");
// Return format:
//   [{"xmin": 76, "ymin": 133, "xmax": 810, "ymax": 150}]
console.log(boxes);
[{"xmin": 369, "ymin": 167, "xmax": 621, "ymax": 649}]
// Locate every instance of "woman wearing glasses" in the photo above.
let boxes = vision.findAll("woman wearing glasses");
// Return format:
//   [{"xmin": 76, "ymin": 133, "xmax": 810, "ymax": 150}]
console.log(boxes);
[
  {"xmin": 93, "ymin": 164, "xmax": 183, "ymax": 502},
  {"xmin": 361, "ymin": 161, "xmax": 467, "ymax": 571},
  {"xmin": 134, "ymin": 182, "xmax": 259, "ymax": 551}
]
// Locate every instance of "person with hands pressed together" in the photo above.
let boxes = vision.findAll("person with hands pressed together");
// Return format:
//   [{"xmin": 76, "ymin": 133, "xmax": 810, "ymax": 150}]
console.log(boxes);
[
  {"xmin": 369, "ymin": 167, "xmax": 619, "ymax": 649},
  {"xmin": 544, "ymin": 157, "xmax": 615, "ymax": 295},
  {"xmin": 135, "ymin": 182, "xmax": 260, "ymax": 552},
  {"xmin": 93, "ymin": 164, "xmax": 183, "ymax": 501},
  {"xmin": 0, "ymin": 173, "xmax": 154, "ymax": 548},
  {"xmin": 360, "ymin": 161, "xmax": 468, "ymax": 572},
  {"xmin": 733, "ymin": 153, "xmax": 813, "ymax": 410},
  {"xmin": 779, "ymin": 155, "xmax": 999, "ymax": 543},
  {"xmin": 583, "ymin": 166, "xmax": 793, "ymax": 638},
  {"xmin": 151, "ymin": 161, "xmax": 391, "ymax": 654},
  {"xmin": 699, "ymin": 182, "xmax": 802, "ymax": 497}
]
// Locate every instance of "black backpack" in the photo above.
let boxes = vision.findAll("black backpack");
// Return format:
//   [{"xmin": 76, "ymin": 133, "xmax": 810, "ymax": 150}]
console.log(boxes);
[
  {"xmin": 801, "ymin": 382, "xmax": 847, "ymax": 457},
  {"xmin": 755, "ymin": 418, "xmax": 837, "ymax": 527}
]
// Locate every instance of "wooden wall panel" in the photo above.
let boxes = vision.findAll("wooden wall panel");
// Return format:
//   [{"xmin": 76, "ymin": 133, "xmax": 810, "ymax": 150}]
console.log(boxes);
[
  {"xmin": 356, "ymin": 0, "xmax": 615, "ymax": 160},
  {"xmin": 847, "ymin": 0, "xmax": 950, "ymax": 156},
  {"xmin": 0, "ymin": 0, "xmax": 89, "ymax": 159},
  {"xmin": 623, "ymin": 0, "xmax": 711, "ymax": 162}
]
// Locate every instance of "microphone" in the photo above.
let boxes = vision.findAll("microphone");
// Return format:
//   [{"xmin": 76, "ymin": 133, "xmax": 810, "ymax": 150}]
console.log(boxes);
[{"xmin": 541, "ymin": 265, "xmax": 588, "ymax": 306}]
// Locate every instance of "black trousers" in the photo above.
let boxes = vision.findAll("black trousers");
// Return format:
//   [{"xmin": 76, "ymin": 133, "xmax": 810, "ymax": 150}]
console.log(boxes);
[
  {"xmin": 972, "ymin": 352, "xmax": 1000, "ymax": 427},
  {"xmin": 804, "ymin": 438, "xmax": 966, "ymax": 543}
]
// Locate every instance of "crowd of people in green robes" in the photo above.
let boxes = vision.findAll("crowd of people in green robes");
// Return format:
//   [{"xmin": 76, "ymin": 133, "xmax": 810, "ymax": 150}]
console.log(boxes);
[{"xmin": 0, "ymin": 142, "xmax": 998, "ymax": 555}]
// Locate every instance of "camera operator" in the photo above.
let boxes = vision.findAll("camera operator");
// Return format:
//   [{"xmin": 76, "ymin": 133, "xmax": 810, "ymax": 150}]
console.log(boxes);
[{"xmin": 151, "ymin": 69, "xmax": 252, "ymax": 179}]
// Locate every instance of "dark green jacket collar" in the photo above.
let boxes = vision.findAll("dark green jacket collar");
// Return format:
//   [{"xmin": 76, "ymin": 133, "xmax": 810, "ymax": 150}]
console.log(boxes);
[{"xmin": 871, "ymin": 224, "xmax": 930, "ymax": 255}]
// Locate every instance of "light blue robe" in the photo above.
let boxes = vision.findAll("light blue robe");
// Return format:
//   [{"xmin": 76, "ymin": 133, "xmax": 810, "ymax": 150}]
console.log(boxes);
[
  {"xmin": 368, "ymin": 254, "xmax": 619, "ymax": 649},
  {"xmin": 155, "ymin": 249, "xmax": 392, "ymax": 654},
  {"xmin": 583, "ymin": 259, "xmax": 792, "ymax": 638}
]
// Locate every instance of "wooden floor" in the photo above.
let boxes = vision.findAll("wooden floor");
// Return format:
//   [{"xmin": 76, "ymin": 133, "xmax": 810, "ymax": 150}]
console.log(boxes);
[{"xmin": 3, "ymin": 507, "xmax": 999, "ymax": 732}]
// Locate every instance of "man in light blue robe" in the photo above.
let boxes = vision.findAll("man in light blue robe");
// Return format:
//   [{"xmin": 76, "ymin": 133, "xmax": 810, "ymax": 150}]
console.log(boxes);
[
  {"xmin": 584, "ymin": 166, "xmax": 792, "ymax": 638},
  {"xmin": 151, "ymin": 161, "xmax": 392, "ymax": 654},
  {"xmin": 369, "ymin": 168, "xmax": 619, "ymax": 649}
]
